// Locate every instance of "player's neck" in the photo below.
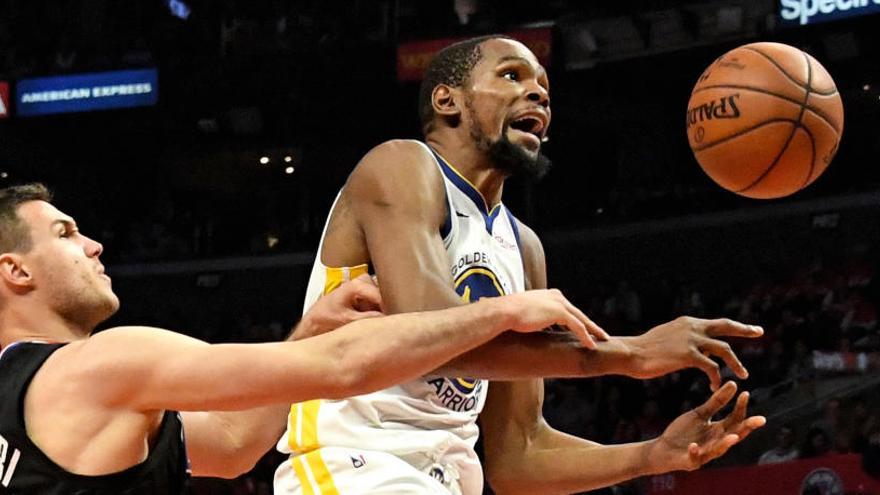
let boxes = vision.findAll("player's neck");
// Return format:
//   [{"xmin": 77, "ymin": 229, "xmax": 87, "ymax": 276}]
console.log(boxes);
[
  {"xmin": 426, "ymin": 135, "xmax": 506, "ymax": 210},
  {"xmin": 0, "ymin": 304, "xmax": 90, "ymax": 347}
]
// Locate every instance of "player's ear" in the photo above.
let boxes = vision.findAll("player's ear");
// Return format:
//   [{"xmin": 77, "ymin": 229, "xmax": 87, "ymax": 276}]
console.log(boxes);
[
  {"xmin": 0, "ymin": 253, "xmax": 33, "ymax": 291},
  {"xmin": 432, "ymin": 84, "xmax": 461, "ymax": 119}
]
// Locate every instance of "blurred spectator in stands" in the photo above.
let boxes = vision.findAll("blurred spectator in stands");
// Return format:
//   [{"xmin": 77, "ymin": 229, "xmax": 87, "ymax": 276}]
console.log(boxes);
[
  {"xmin": 610, "ymin": 419, "xmax": 640, "ymax": 445},
  {"xmin": 758, "ymin": 425, "xmax": 800, "ymax": 465},
  {"xmin": 788, "ymin": 339, "xmax": 815, "ymax": 383},
  {"xmin": 843, "ymin": 243, "xmax": 875, "ymax": 289},
  {"xmin": 635, "ymin": 398, "xmax": 664, "ymax": 441},
  {"xmin": 850, "ymin": 396, "xmax": 880, "ymax": 454},
  {"xmin": 841, "ymin": 290, "xmax": 877, "ymax": 334},
  {"xmin": 673, "ymin": 285, "xmax": 706, "ymax": 317},
  {"xmin": 801, "ymin": 426, "xmax": 833, "ymax": 459},
  {"xmin": 544, "ymin": 380, "xmax": 593, "ymax": 439},
  {"xmin": 811, "ymin": 398, "xmax": 843, "ymax": 442},
  {"xmin": 614, "ymin": 280, "xmax": 642, "ymax": 325},
  {"xmin": 863, "ymin": 429, "xmax": 880, "ymax": 479}
]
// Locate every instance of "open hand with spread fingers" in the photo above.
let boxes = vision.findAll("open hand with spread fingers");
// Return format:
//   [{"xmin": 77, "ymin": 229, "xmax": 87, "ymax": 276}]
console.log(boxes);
[
  {"xmin": 646, "ymin": 381, "xmax": 767, "ymax": 473},
  {"xmin": 627, "ymin": 317, "xmax": 764, "ymax": 390}
]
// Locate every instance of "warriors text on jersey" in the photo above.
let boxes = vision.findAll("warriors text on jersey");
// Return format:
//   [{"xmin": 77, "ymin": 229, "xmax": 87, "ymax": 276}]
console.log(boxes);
[
  {"xmin": 274, "ymin": 141, "xmax": 525, "ymax": 495},
  {"xmin": 0, "ymin": 341, "xmax": 190, "ymax": 494}
]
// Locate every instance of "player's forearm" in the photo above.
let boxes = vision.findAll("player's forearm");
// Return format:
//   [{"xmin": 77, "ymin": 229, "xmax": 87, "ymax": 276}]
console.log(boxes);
[
  {"xmin": 435, "ymin": 333, "xmax": 636, "ymax": 380},
  {"xmin": 487, "ymin": 427, "xmax": 663, "ymax": 495},
  {"xmin": 317, "ymin": 297, "xmax": 511, "ymax": 397}
]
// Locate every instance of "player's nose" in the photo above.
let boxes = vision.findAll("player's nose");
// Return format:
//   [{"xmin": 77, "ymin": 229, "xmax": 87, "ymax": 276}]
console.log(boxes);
[
  {"xmin": 82, "ymin": 234, "xmax": 104, "ymax": 257},
  {"xmin": 526, "ymin": 83, "xmax": 550, "ymax": 108}
]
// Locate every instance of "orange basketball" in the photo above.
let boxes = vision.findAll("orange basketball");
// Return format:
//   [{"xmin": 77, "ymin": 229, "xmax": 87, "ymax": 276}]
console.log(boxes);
[{"xmin": 686, "ymin": 42, "xmax": 844, "ymax": 199}]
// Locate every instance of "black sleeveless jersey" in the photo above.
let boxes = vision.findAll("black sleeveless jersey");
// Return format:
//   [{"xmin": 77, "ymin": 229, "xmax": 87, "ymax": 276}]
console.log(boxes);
[{"xmin": 0, "ymin": 342, "xmax": 190, "ymax": 494}]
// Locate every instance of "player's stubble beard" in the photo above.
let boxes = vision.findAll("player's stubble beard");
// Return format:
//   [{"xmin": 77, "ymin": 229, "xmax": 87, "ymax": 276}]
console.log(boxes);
[{"xmin": 464, "ymin": 95, "xmax": 552, "ymax": 182}]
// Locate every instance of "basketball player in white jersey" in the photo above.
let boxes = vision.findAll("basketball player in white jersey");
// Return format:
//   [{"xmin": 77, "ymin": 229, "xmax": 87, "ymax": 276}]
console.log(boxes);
[{"xmin": 275, "ymin": 36, "xmax": 765, "ymax": 494}]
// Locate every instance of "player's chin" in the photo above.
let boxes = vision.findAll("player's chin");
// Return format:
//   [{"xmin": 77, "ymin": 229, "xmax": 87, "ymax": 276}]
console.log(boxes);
[{"xmin": 102, "ymin": 290, "xmax": 121, "ymax": 313}]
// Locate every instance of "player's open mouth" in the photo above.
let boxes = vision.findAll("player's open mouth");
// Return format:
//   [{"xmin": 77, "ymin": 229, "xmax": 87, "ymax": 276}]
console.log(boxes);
[
  {"xmin": 508, "ymin": 111, "xmax": 547, "ymax": 149},
  {"xmin": 509, "ymin": 115, "xmax": 545, "ymax": 139}
]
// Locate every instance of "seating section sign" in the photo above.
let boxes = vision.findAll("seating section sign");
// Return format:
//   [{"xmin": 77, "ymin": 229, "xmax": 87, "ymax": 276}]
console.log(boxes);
[{"xmin": 16, "ymin": 69, "xmax": 158, "ymax": 117}]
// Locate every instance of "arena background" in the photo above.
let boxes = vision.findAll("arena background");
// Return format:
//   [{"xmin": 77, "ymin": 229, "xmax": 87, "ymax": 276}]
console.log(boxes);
[{"xmin": 0, "ymin": 1, "xmax": 878, "ymax": 493}]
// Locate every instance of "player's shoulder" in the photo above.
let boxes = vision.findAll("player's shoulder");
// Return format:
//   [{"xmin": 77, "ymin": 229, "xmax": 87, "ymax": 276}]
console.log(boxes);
[
  {"xmin": 351, "ymin": 139, "xmax": 437, "ymax": 178},
  {"xmin": 509, "ymin": 215, "xmax": 543, "ymax": 253},
  {"xmin": 346, "ymin": 139, "xmax": 444, "ymax": 200}
]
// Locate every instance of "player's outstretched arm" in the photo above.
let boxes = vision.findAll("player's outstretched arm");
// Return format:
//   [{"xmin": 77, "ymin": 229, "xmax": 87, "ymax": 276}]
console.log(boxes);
[
  {"xmin": 183, "ymin": 274, "xmax": 384, "ymax": 478},
  {"xmin": 613, "ymin": 316, "xmax": 763, "ymax": 390},
  {"xmin": 67, "ymin": 289, "xmax": 589, "ymax": 412},
  {"xmin": 482, "ymin": 380, "xmax": 765, "ymax": 495},
  {"xmin": 436, "ymin": 223, "xmax": 762, "ymax": 385},
  {"xmin": 347, "ymin": 140, "xmax": 759, "ymax": 384}
]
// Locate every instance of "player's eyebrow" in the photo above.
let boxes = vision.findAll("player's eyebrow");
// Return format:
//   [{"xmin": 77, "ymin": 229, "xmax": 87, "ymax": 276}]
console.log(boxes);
[
  {"xmin": 496, "ymin": 55, "xmax": 547, "ymax": 78},
  {"xmin": 50, "ymin": 219, "xmax": 77, "ymax": 232},
  {"xmin": 496, "ymin": 55, "xmax": 532, "ymax": 65}
]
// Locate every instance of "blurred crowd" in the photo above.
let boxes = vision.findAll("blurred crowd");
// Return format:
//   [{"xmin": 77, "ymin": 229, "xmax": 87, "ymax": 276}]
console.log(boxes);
[{"xmin": 541, "ymin": 243, "xmax": 879, "ymax": 494}]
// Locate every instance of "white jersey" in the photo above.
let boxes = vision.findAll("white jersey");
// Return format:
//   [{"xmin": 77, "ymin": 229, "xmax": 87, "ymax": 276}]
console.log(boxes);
[{"xmin": 275, "ymin": 141, "xmax": 526, "ymax": 495}]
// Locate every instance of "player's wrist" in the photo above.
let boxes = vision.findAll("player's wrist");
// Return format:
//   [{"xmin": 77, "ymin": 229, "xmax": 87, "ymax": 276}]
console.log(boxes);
[
  {"xmin": 474, "ymin": 297, "xmax": 515, "ymax": 336},
  {"xmin": 614, "ymin": 336, "xmax": 645, "ymax": 377},
  {"xmin": 290, "ymin": 315, "xmax": 318, "ymax": 341},
  {"xmin": 641, "ymin": 438, "xmax": 677, "ymax": 476}
]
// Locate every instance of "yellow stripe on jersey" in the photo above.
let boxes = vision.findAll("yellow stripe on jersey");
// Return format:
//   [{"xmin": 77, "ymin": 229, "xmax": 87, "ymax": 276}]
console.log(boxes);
[
  {"xmin": 460, "ymin": 285, "xmax": 471, "ymax": 304},
  {"xmin": 323, "ymin": 264, "xmax": 369, "ymax": 295},
  {"xmin": 292, "ymin": 456, "xmax": 316, "ymax": 495},
  {"xmin": 305, "ymin": 450, "xmax": 340, "ymax": 495}
]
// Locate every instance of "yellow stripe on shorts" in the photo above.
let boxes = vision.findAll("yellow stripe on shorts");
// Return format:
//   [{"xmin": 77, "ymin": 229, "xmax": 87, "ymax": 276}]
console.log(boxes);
[
  {"xmin": 291, "ymin": 450, "xmax": 339, "ymax": 495},
  {"xmin": 305, "ymin": 450, "xmax": 340, "ymax": 495},
  {"xmin": 292, "ymin": 456, "xmax": 316, "ymax": 495}
]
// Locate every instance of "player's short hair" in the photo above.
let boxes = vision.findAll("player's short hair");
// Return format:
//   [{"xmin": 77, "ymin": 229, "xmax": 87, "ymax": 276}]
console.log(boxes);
[
  {"xmin": 418, "ymin": 34, "xmax": 512, "ymax": 133},
  {"xmin": 0, "ymin": 183, "xmax": 53, "ymax": 253}
]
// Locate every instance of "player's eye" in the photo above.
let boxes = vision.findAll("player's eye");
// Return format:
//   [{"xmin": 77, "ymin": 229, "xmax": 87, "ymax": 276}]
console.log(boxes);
[{"xmin": 501, "ymin": 71, "xmax": 519, "ymax": 81}]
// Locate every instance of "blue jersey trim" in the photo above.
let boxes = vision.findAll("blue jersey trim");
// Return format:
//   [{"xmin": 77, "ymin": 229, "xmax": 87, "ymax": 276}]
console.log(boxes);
[
  {"xmin": 430, "ymin": 148, "xmax": 503, "ymax": 234},
  {"xmin": 440, "ymin": 202, "xmax": 452, "ymax": 239},
  {"xmin": 505, "ymin": 209, "xmax": 523, "ymax": 253}
]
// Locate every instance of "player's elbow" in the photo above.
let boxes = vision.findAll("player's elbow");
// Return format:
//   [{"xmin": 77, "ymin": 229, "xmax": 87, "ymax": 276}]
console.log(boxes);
[
  {"xmin": 323, "ymin": 344, "xmax": 378, "ymax": 399},
  {"xmin": 206, "ymin": 462, "xmax": 254, "ymax": 480},
  {"xmin": 484, "ymin": 453, "xmax": 529, "ymax": 495},
  {"xmin": 191, "ymin": 455, "xmax": 259, "ymax": 480},
  {"xmin": 326, "ymin": 364, "xmax": 372, "ymax": 399},
  {"xmin": 485, "ymin": 467, "xmax": 531, "ymax": 495},
  {"xmin": 321, "ymin": 333, "xmax": 397, "ymax": 398}
]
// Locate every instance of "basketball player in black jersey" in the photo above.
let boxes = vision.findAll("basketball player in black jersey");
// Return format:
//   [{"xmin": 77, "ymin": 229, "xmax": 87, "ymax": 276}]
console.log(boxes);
[{"xmin": 0, "ymin": 183, "xmax": 597, "ymax": 493}]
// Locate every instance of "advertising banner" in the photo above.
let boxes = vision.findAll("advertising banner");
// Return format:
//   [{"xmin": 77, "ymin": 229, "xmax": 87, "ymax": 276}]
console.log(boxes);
[
  {"xmin": 16, "ymin": 68, "xmax": 158, "ymax": 117},
  {"xmin": 397, "ymin": 28, "xmax": 552, "ymax": 82},
  {"xmin": 647, "ymin": 454, "xmax": 879, "ymax": 495},
  {"xmin": 0, "ymin": 82, "xmax": 9, "ymax": 119},
  {"xmin": 780, "ymin": 0, "xmax": 880, "ymax": 26}
]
